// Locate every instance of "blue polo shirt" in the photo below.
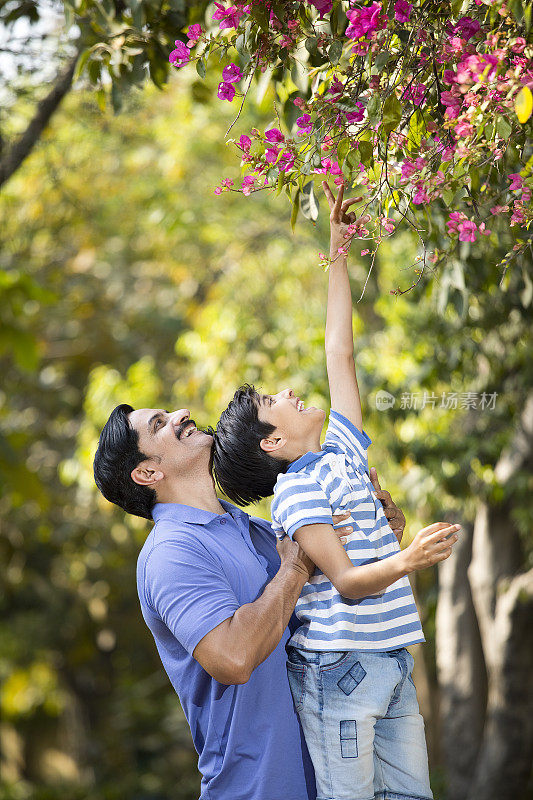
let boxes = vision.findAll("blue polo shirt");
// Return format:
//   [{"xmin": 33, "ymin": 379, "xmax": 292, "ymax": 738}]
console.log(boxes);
[{"xmin": 136, "ymin": 499, "xmax": 315, "ymax": 800}]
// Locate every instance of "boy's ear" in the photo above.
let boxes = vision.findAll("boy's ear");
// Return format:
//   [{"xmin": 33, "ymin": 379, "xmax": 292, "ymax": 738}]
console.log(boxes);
[
  {"xmin": 260, "ymin": 436, "xmax": 286, "ymax": 454},
  {"xmin": 131, "ymin": 460, "xmax": 165, "ymax": 487}
]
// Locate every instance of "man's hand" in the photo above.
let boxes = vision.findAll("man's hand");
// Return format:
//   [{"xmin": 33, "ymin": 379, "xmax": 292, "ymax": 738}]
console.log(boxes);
[
  {"xmin": 277, "ymin": 512, "xmax": 354, "ymax": 581},
  {"xmin": 369, "ymin": 466, "xmax": 406, "ymax": 544}
]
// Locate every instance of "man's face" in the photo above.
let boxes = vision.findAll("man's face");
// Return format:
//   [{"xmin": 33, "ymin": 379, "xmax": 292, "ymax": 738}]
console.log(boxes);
[
  {"xmin": 129, "ymin": 408, "xmax": 212, "ymax": 482},
  {"xmin": 257, "ymin": 388, "xmax": 326, "ymax": 446}
]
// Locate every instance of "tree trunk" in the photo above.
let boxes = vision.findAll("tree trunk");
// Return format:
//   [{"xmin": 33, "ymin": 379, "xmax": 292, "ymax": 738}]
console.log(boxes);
[
  {"xmin": 0, "ymin": 53, "xmax": 78, "ymax": 189},
  {"xmin": 436, "ymin": 391, "xmax": 533, "ymax": 800},
  {"xmin": 436, "ymin": 520, "xmax": 487, "ymax": 800}
]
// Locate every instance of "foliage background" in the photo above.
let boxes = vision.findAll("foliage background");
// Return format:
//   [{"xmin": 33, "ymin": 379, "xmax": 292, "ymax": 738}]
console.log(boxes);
[{"xmin": 1, "ymin": 56, "xmax": 532, "ymax": 800}]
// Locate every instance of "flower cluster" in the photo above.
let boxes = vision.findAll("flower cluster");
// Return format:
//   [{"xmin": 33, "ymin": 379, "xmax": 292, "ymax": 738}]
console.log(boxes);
[{"xmin": 169, "ymin": 0, "xmax": 533, "ymax": 287}]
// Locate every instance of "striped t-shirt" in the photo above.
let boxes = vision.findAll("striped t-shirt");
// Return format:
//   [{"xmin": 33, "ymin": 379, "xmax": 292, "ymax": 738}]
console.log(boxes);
[{"xmin": 270, "ymin": 410, "xmax": 425, "ymax": 651}]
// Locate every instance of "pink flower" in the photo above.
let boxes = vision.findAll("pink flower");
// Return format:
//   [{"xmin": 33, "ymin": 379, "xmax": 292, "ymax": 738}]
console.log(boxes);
[
  {"xmin": 293, "ymin": 97, "xmax": 305, "ymax": 109},
  {"xmin": 309, "ymin": 0, "xmax": 333, "ymax": 17},
  {"xmin": 478, "ymin": 222, "xmax": 491, "ymax": 236},
  {"xmin": 412, "ymin": 184, "xmax": 430, "ymax": 204},
  {"xmin": 490, "ymin": 204, "xmax": 509, "ymax": 215},
  {"xmin": 222, "ymin": 63, "xmax": 243, "ymax": 83},
  {"xmin": 458, "ymin": 220, "xmax": 477, "ymax": 241},
  {"xmin": 212, "ymin": 2, "xmax": 248, "ymax": 29},
  {"xmin": 394, "ymin": 0, "xmax": 412, "ymax": 23},
  {"xmin": 241, "ymin": 175, "xmax": 255, "ymax": 196},
  {"xmin": 214, "ymin": 187, "xmax": 223, "ymax": 195},
  {"xmin": 450, "ymin": 16, "xmax": 481, "ymax": 40},
  {"xmin": 361, "ymin": 249, "xmax": 370, "ymax": 256},
  {"xmin": 265, "ymin": 147, "xmax": 280, "ymax": 164},
  {"xmin": 279, "ymin": 151, "xmax": 295, "ymax": 172},
  {"xmin": 287, "ymin": 19, "xmax": 299, "ymax": 29},
  {"xmin": 187, "ymin": 24, "xmax": 202, "ymax": 43},
  {"xmin": 401, "ymin": 160, "xmax": 417, "ymax": 180},
  {"xmin": 217, "ymin": 82, "xmax": 236, "ymax": 101},
  {"xmin": 238, "ymin": 135, "xmax": 251, "ymax": 152},
  {"xmin": 346, "ymin": 2, "xmax": 387, "ymax": 40},
  {"xmin": 455, "ymin": 120, "xmax": 474, "ymax": 137},
  {"xmin": 447, "ymin": 211, "xmax": 467, "ymax": 233},
  {"xmin": 511, "ymin": 37, "xmax": 527, "ymax": 54},
  {"xmin": 265, "ymin": 128, "xmax": 285, "ymax": 143},
  {"xmin": 508, "ymin": 173, "xmax": 524, "ymax": 191},
  {"xmin": 169, "ymin": 41, "xmax": 190, "ymax": 67},
  {"xmin": 297, "ymin": 114, "xmax": 313, "ymax": 134},
  {"xmin": 402, "ymin": 83, "xmax": 426, "ymax": 106},
  {"xmin": 345, "ymin": 102, "xmax": 365, "ymax": 123}
]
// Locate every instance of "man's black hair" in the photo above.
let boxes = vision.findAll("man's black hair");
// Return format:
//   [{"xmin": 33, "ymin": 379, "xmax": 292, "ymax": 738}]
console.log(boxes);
[
  {"xmin": 213, "ymin": 385, "xmax": 290, "ymax": 506},
  {"xmin": 93, "ymin": 404, "xmax": 156, "ymax": 520}
]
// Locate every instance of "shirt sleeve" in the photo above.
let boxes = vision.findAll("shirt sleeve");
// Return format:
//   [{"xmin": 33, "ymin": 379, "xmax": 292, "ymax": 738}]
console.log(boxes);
[
  {"xmin": 271, "ymin": 472, "xmax": 334, "ymax": 540},
  {"xmin": 323, "ymin": 410, "xmax": 372, "ymax": 472},
  {"xmin": 142, "ymin": 538, "xmax": 240, "ymax": 657}
]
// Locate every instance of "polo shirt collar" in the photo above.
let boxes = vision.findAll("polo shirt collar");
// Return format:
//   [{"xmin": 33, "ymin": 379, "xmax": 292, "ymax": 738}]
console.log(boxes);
[
  {"xmin": 286, "ymin": 449, "xmax": 324, "ymax": 473},
  {"xmin": 152, "ymin": 498, "xmax": 247, "ymax": 526}
]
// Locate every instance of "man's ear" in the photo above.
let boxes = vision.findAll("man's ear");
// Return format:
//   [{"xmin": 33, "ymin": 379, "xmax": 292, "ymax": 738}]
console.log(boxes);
[
  {"xmin": 131, "ymin": 460, "xmax": 165, "ymax": 488},
  {"xmin": 260, "ymin": 436, "xmax": 286, "ymax": 454}
]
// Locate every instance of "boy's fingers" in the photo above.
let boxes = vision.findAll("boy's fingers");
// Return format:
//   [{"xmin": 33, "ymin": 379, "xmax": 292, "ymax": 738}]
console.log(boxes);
[
  {"xmin": 322, "ymin": 181, "xmax": 335, "ymax": 209},
  {"xmin": 341, "ymin": 198, "xmax": 361, "ymax": 210},
  {"xmin": 333, "ymin": 182, "xmax": 344, "ymax": 217},
  {"xmin": 427, "ymin": 524, "xmax": 461, "ymax": 542},
  {"xmin": 369, "ymin": 467, "xmax": 382, "ymax": 492}
]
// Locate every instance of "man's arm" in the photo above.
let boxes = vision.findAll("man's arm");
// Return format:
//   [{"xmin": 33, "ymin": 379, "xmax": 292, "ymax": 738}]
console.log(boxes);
[
  {"xmin": 193, "ymin": 517, "xmax": 353, "ymax": 684},
  {"xmin": 323, "ymin": 181, "xmax": 370, "ymax": 431},
  {"xmin": 193, "ymin": 538, "xmax": 309, "ymax": 684}
]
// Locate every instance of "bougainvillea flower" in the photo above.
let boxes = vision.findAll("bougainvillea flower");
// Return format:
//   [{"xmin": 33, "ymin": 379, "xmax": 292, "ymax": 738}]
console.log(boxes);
[
  {"xmin": 265, "ymin": 128, "xmax": 285, "ymax": 143},
  {"xmin": 508, "ymin": 173, "xmax": 524, "ymax": 191},
  {"xmin": 450, "ymin": 16, "xmax": 481, "ymax": 41},
  {"xmin": 212, "ymin": 2, "xmax": 248, "ymax": 30},
  {"xmin": 346, "ymin": 2, "xmax": 387, "ymax": 40},
  {"xmin": 222, "ymin": 63, "xmax": 243, "ymax": 83},
  {"xmin": 169, "ymin": 41, "xmax": 190, "ymax": 66},
  {"xmin": 217, "ymin": 81, "xmax": 236, "ymax": 101},
  {"xmin": 394, "ymin": 0, "xmax": 412, "ymax": 23},
  {"xmin": 309, "ymin": 0, "xmax": 333, "ymax": 18},
  {"xmin": 297, "ymin": 114, "xmax": 313, "ymax": 134},
  {"xmin": 238, "ymin": 135, "xmax": 251, "ymax": 152},
  {"xmin": 458, "ymin": 220, "xmax": 477, "ymax": 241},
  {"xmin": 187, "ymin": 24, "xmax": 202, "ymax": 43}
]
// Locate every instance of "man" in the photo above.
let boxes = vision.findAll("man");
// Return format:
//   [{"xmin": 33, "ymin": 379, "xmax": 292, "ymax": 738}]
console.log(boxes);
[{"xmin": 93, "ymin": 403, "xmax": 407, "ymax": 800}]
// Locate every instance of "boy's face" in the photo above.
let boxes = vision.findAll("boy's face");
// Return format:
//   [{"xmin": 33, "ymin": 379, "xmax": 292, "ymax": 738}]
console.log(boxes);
[{"xmin": 257, "ymin": 388, "xmax": 326, "ymax": 453}]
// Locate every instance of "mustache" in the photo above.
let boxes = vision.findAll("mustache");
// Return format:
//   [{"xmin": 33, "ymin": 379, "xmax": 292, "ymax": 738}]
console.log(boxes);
[{"xmin": 174, "ymin": 419, "xmax": 214, "ymax": 440}]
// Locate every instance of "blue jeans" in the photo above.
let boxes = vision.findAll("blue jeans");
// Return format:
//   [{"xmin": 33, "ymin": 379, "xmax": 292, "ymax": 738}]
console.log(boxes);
[{"xmin": 286, "ymin": 647, "xmax": 433, "ymax": 800}]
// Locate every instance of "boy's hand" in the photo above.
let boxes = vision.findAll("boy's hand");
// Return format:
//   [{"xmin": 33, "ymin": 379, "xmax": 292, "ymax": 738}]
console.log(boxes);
[
  {"xmin": 322, "ymin": 181, "xmax": 370, "ymax": 261},
  {"xmin": 402, "ymin": 522, "xmax": 461, "ymax": 573},
  {"xmin": 369, "ymin": 466, "xmax": 406, "ymax": 543}
]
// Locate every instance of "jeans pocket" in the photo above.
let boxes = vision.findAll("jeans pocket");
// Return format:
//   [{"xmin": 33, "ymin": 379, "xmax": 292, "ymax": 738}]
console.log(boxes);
[
  {"xmin": 337, "ymin": 661, "xmax": 367, "ymax": 696},
  {"xmin": 318, "ymin": 651, "xmax": 351, "ymax": 672},
  {"xmin": 287, "ymin": 662, "xmax": 307, "ymax": 713},
  {"xmin": 340, "ymin": 719, "xmax": 358, "ymax": 758}
]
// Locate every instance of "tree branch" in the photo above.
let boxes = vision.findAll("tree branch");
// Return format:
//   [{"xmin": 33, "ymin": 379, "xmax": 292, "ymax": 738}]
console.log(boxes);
[{"xmin": 0, "ymin": 52, "xmax": 79, "ymax": 189}]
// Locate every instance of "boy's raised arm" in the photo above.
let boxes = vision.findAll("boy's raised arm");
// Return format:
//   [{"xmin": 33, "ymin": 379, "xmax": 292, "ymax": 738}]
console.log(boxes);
[{"xmin": 322, "ymin": 181, "xmax": 370, "ymax": 432}]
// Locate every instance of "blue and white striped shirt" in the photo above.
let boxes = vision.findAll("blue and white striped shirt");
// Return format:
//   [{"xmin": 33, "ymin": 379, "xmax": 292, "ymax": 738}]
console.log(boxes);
[{"xmin": 271, "ymin": 410, "xmax": 425, "ymax": 651}]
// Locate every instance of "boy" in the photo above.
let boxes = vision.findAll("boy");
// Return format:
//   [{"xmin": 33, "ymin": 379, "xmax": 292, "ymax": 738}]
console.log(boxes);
[{"xmin": 213, "ymin": 182, "xmax": 460, "ymax": 800}]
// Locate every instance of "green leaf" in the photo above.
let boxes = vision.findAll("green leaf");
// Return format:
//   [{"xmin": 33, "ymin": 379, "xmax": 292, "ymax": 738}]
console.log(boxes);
[
  {"xmin": 74, "ymin": 49, "xmax": 92, "ymax": 82},
  {"xmin": 496, "ymin": 116, "xmax": 512, "ymax": 139},
  {"xmin": 374, "ymin": 51, "xmax": 391, "ymax": 71},
  {"xmin": 408, "ymin": 109, "xmax": 426, "ymax": 152},
  {"xmin": 300, "ymin": 181, "xmax": 319, "ymax": 220},
  {"xmin": 358, "ymin": 140, "xmax": 374, "ymax": 167},
  {"xmin": 328, "ymin": 40, "xmax": 343, "ymax": 64},
  {"xmin": 305, "ymin": 37, "xmax": 318, "ymax": 55},
  {"xmin": 196, "ymin": 59, "xmax": 206, "ymax": 79},
  {"xmin": 366, "ymin": 95, "xmax": 380, "ymax": 125},
  {"xmin": 381, "ymin": 92, "xmax": 403, "ymax": 135},
  {"xmin": 291, "ymin": 189, "xmax": 300, "ymax": 231},
  {"xmin": 346, "ymin": 149, "xmax": 360, "ymax": 169},
  {"xmin": 337, "ymin": 138, "xmax": 350, "ymax": 167}
]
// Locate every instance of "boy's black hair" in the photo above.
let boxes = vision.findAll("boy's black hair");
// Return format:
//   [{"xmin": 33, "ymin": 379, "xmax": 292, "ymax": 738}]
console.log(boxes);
[
  {"xmin": 213, "ymin": 384, "xmax": 290, "ymax": 506},
  {"xmin": 93, "ymin": 404, "xmax": 156, "ymax": 520}
]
